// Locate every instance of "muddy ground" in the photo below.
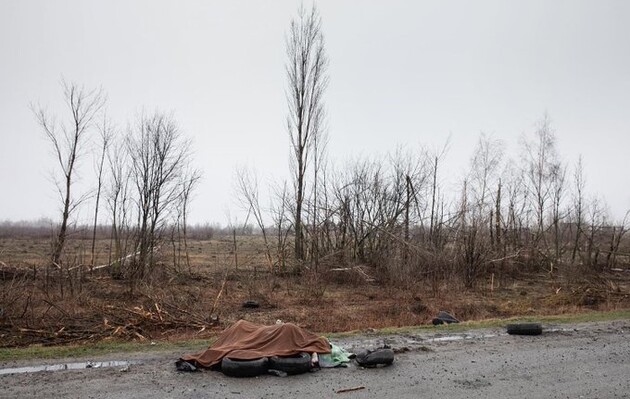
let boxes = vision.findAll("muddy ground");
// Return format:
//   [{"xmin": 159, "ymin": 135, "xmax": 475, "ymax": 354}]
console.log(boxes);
[{"xmin": 2, "ymin": 319, "xmax": 629, "ymax": 398}]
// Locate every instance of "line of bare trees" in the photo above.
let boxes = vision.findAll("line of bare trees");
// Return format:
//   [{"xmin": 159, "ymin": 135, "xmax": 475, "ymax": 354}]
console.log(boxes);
[
  {"xmin": 34, "ymin": 80, "xmax": 200, "ymax": 295},
  {"xmin": 235, "ymin": 5, "xmax": 630, "ymax": 290},
  {"xmin": 30, "ymin": 5, "xmax": 629, "ymax": 297},
  {"xmin": 240, "ymin": 116, "xmax": 629, "ymax": 290}
]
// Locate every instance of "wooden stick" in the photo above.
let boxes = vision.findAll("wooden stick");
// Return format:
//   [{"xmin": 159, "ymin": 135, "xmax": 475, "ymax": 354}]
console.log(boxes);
[
  {"xmin": 210, "ymin": 276, "xmax": 228, "ymax": 315},
  {"xmin": 337, "ymin": 386, "xmax": 365, "ymax": 394}
]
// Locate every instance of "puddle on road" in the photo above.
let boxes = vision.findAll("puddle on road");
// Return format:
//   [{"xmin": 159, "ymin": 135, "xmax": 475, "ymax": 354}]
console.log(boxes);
[
  {"xmin": 392, "ymin": 332, "xmax": 501, "ymax": 346},
  {"xmin": 0, "ymin": 360, "xmax": 139, "ymax": 376},
  {"xmin": 426, "ymin": 333, "xmax": 499, "ymax": 343},
  {"xmin": 546, "ymin": 328, "xmax": 576, "ymax": 333},
  {"xmin": 404, "ymin": 327, "xmax": 574, "ymax": 345},
  {"xmin": 337, "ymin": 325, "xmax": 575, "ymax": 352},
  {"xmin": 340, "ymin": 331, "xmax": 505, "ymax": 351}
]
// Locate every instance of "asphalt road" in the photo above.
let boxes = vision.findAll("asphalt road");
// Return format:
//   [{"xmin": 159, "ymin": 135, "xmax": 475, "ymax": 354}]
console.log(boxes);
[{"xmin": 2, "ymin": 319, "xmax": 629, "ymax": 398}]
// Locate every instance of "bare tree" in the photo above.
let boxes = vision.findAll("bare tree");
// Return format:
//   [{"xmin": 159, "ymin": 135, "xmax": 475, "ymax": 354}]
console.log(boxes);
[
  {"xmin": 549, "ymin": 161, "xmax": 567, "ymax": 263},
  {"xmin": 502, "ymin": 162, "xmax": 528, "ymax": 250},
  {"xmin": 235, "ymin": 166, "xmax": 274, "ymax": 271},
  {"xmin": 494, "ymin": 179, "xmax": 502, "ymax": 249},
  {"xmin": 583, "ymin": 196, "xmax": 605, "ymax": 268},
  {"xmin": 388, "ymin": 146, "xmax": 430, "ymax": 265},
  {"xmin": 285, "ymin": 4, "xmax": 329, "ymax": 262},
  {"xmin": 571, "ymin": 155, "xmax": 586, "ymax": 264},
  {"xmin": 521, "ymin": 113, "xmax": 560, "ymax": 241},
  {"xmin": 127, "ymin": 112, "xmax": 192, "ymax": 280},
  {"xmin": 606, "ymin": 211, "xmax": 629, "ymax": 269},
  {"xmin": 469, "ymin": 133, "xmax": 503, "ymax": 213},
  {"xmin": 178, "ymin": 167, "xmax": 202, "ymax": 273},
  {"xmin": 457, "ymin": 134, "xmax": 503, "ymax": 287},
  {"xmin": 458, "ymin": 178, "xmax": 488, "ymax": 288},
  {"xmin": 271, "ymin": 181, "xmax": 292, "ymax": 272},
  {"xmin": 107, "ymin": 139, "xmax": 132, "ymax": 277},
  {"xmin": 90, "ymin": 114, "xmax": 114, "ymax": 268},
  {"xmin": 309, "ymin": 116, "xmax": 329, "ymax": 269},
  {"xmin": 33, "ymin": 80, "xmax": 105, "ymax": 268},
  {"xmin": 429, "ymin": 141, "xmax": 450, "ymax": 247}
]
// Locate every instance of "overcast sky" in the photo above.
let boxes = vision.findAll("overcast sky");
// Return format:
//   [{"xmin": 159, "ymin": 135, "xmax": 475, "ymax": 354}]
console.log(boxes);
[{"xmin": 1, "ymin": 0, "xmax": 629, "ymax": 225}]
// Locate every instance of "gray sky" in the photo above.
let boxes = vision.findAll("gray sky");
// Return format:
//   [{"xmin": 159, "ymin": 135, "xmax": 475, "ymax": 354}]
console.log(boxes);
[{"xmin": 1, "ymin": 0, "xmax": 629, "ymax": 225}]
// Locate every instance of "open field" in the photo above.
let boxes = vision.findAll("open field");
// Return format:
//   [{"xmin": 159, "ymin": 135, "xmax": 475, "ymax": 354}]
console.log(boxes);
[{"xmin": 1, "ymin": 233, "xmax": 629, "ymax": 349}]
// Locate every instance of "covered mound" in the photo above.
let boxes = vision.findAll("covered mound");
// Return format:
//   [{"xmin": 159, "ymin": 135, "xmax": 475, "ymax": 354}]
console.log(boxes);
[{"xmin": 180, "ymin": 320, "xmax": 331, "ymax": 368}]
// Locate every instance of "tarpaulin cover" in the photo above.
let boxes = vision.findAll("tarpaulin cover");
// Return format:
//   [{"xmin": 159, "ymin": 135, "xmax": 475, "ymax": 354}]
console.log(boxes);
[{"xmin": 180, "ymin": 320, "xmax": 331, "ymax": 368}]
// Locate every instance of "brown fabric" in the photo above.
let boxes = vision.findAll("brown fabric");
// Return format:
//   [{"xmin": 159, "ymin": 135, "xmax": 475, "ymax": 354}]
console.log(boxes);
[{"xmin": 180, "ymin": 320, "xmax": 331, "ymax": 368}]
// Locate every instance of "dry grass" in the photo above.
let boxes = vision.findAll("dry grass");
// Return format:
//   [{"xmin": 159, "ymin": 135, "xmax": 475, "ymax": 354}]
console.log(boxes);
[{"xmin": 1, "ymin": 235, "xmax": 629, "ymax": 348}]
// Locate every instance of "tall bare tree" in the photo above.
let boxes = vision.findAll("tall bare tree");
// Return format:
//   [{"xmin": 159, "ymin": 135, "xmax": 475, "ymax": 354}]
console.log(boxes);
[
  {"xmin": 91, "ymin": 114, "xmax": 114, "ymax": 268},
  {"xmin": 549, "ymin": 160, "xmax": 567, "ymax": 262},
  {"xmin": 107, "ymin": 139, "xmax": 132, "ymax": 277},
  {"xmin": 521, "ymin": 113, "xmax": 560, "ymax": 241},
  {"xmin": 127, "ymin": 112, "xmax": 192, "ymax": 279},
  {"xmin": 34, "ymin": 80, "xmax": 105, "ymax": 268},
  {"xmin": 285, "ymin": 4, "xmax": 329, "ymax": 262},
  {"xmin": 571, "ymin": 156, "xmax": 586, "ymax": 264},
  {"xmin": 178, "ymin": 167, "xmax": 202, "ymax": 273},
  {"xmin": 429, "ymin": 141, "xmax": 450, "ymax": 247},
  {"xmin": 467, "ymin": 133, "xmax": 503, "ymax": 251},
  {"xmin": 469, "ymin": 133, "xmax": 503, "ymax": 212},
  {"xmin": 235, "ymin": 166, "xmax": 274, "ymax": 271}
]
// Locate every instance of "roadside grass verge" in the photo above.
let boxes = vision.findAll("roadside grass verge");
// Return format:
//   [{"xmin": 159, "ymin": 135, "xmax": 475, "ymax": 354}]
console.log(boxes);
[
  {"xmin": 0, "ymin": 338, "xmax": 214, "ymax": 363},
  {"xmin": 2, "ymin": 309, "xmax": 629, "ymax": 363}
]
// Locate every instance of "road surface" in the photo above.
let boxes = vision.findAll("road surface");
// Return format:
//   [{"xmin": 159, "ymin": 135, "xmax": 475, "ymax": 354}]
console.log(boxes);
[{"xmin": 2, "ymin": 319, "xmax": 629, "ymax": 398}]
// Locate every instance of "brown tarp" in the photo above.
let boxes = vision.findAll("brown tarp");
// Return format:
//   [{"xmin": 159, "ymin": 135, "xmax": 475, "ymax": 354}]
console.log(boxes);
[{"xmin": 180, "ymin": 320, "xmax": 331, "ymax": 368}]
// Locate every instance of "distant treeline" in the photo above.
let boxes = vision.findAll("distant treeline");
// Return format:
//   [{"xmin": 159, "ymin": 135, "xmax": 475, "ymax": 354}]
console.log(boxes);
[{"xmin": 0, "ymin": 220, "xmax": 252, "ymax": 241}]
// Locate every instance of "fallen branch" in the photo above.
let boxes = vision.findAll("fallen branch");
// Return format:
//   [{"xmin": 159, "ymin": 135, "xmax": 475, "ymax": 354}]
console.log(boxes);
[
  {"xmin": 329, "ymin": 266, "xmax": 375, "ymax": 282},
  {"xmin": 67, "ymin": 246, "xmax": 161, "ymax": 272},
  {"xmin": 486, "ymin": 250, "xmax": 522, "ymax": 264},
  {"xmin": 337, "ymin": 386, "xmax": 365, "ymax": 394},
  {"xmin": 211, "ymin": 276, "xmax": 228, "ymax": 315}
]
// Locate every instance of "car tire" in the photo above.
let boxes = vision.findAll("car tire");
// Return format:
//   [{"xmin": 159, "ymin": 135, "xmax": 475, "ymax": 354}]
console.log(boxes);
[
  {"xmin": 242, "ymin": 300, "xmax": 260, "ymax": 309},
  {"xmin": 221, "ymin": 357, "xmax": 269, "ymax": 377},
  {"xmin": 268, "ymin": 352, "xmax": 312, "ymax": 375},
  {"xmin": 506, "ymin": 323, "xmax": 543, "ymax": 336},
  {"xmin": 355, "ymin": 348, "xmax": 395, "ymax": 367}
]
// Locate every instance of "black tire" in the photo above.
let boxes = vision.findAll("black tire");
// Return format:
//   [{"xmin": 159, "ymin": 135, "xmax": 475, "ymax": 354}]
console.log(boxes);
[
  {"xmin": 268, "ymin": 352, "xmax": 312, "ymax": 375},
  {"xmin": 436, "ymin": 311, "xmax": 459, "ymax": 324},
  {"xmin": 242, "ymin": 300, "xmax": 260, "ymax": 309},
  {"xmin": 221, "ymin": 357, "xmax": 269, "ymax": 377},
  {"xmin": 355, "ymin": 348, "xmax": 395, "ymax": 367},
  {"xmin": 506, "ymin": 323, "xmax": 543, "ymax": 336}
]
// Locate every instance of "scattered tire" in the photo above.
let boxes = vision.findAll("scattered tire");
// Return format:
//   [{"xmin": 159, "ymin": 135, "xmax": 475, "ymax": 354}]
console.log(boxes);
[
  {"xmin": 436, "ymin": 311, "xmax": 460, "ymax": 324},
  {"xmin": 506, "ymin": 323, "xmax": 543, "ymax": 336},
  {"xmin": 432, "ymin": 311, "xmax": 460, "ymax": 325},
  {"xmin": 242, "ymin": 300, "xmax": 260, "ymax": 309},
  {"xmin": 221, "ymin": 357, "xmax": 269, "ymax": 377},
  {"xmin": 268, "ymin": 352, "xmax": 312, "ymax": 375},
  {"xmin": 175, "ymin": 359, "xmax": 198, "ymax": 372},
  {"xmin": 355, "ymin": 348, "xmax": 395, "ymax": 367}
]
